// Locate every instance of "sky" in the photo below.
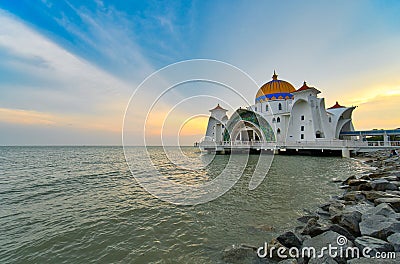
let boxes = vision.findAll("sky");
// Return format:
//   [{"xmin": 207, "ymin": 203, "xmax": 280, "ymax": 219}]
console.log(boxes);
[{"xmin": 0, "ymin": 0, "xmax": 399, "ymax": 145}]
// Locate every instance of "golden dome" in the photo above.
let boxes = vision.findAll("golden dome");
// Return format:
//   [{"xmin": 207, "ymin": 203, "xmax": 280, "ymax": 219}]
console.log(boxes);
[{"xmin": 255, "ymin": 71, "xmax": 296, "ymax": 103}]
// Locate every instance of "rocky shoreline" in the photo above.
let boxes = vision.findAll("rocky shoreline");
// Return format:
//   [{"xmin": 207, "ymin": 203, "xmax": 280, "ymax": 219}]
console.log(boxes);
[{"xmin": 223, "ymin": 150, "xmax": 400, "ymax": 263}]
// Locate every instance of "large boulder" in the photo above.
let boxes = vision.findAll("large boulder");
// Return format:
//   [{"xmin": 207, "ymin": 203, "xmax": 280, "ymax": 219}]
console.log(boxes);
[
  {"xmin": 302, "ymin": 231, "xmax": 352, "ymax": 264},
  {"xmin": 387, "ymin": 233, "xmax": 400, "ymax": 252},
  {"xmin": 370, "ymin": 179, "xmax": 398, "ymax": 191},
  {"xmin": 333, "ymin": 211, "xmax": 362, "ymax": 236},
  {"xmin": 363, "ymin": 202, "xmax": 396, "ymax": 218},
  {"xmin": 342, "ymin": 201, "xmax": 375, "ymax": 215},
  {"xmin": 277, "ymin": 231, "xmax": 302, "ymax": 249},
  {"xmin": 354, "ymin": 236, "xmax": 394, "ymax": 256},
  {"xmin": 362, "ymin": 190, "xmax": 400, "ymax": 201},
  {"xmin": 359, "ymin": 214, "xmax": 400, "ymax": 240},
  {"xmin": 374, "ymin": 198, "xmax": 400, "ymax": 212},
  {"xmin": 342, "ymin": 175, "xmax": 356, "ymax": 185},
  {"xmin": 328, "ymin": 201, "xmax": 345, "ymax": 216},
  {"xmin": 351, "ymin": 183, "xmax": 372, "ymax": 191},
  {"xmin": 328, "ymin": 224, "xmax": 356, "ymax": 241},
  {"xmin": 368, "ymin": 171, "xmax": 392, "ymax": 179},
  {"xmin": 301, "ymin": 218, "xmax": 328, "ymax": 237},
  {"xmin": 343, "ymin": 191, "xmax": 364, "ymax": 202},
  {"xmin": 348, "ymin": 179, "xmax": 370, "ymax": 186}
]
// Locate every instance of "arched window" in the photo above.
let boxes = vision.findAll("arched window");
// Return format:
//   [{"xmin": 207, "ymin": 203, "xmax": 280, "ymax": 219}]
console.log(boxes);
[
  {"xmin": 272, "ymin": 118, "xmax": 276, "ymax": 123},
  {"xmin": 277, "ymin": 128, "xmax": 281, "ymax": 134},
  {"xmin": 278, "ymin": 103, "xmax": 282, "ymax": 111},
  {"xmin": 329, "ymin": 117, "xmax": 332, "ymax": 123},
  {"xmin": 277, "ymin": 117, "xmax": 281, "ymax": 123},
  {"xmin": 265, "ymin": 105, "xmax": 269, "ymax": 111},
  {"xmin": 255, "ymin": 107, "xmax": 257, "ymax": 112}
]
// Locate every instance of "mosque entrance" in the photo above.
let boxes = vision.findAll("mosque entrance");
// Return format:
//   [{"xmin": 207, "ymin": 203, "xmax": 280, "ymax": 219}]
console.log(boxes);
[
  {"xmin": 231, "ymin": 121, "xmax": 263, "ymax": 143},
  {"xmin": 222, "ymin": 108, "xmax": 275, "ymax": 143}
]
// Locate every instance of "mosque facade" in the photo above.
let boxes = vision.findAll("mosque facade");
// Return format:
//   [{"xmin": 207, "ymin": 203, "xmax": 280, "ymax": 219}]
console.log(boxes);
[{"xmin": 204, "ymin": 71, "xmax": 356, "ymax": 146}]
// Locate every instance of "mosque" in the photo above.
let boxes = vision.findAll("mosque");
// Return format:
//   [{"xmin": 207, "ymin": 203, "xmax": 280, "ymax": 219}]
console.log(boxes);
[
  {"xmin": 204, "ymin": 71, "xmax": 356, "ymax": 144},
  {"xmin": 201, "ymin": 71, "xmax": 399, "ymax": 156}
]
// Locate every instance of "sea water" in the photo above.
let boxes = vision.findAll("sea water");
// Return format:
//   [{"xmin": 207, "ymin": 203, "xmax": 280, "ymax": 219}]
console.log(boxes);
[{"xmin": 0, "ymin": 146, "xmax": 370, "ymax": 263}]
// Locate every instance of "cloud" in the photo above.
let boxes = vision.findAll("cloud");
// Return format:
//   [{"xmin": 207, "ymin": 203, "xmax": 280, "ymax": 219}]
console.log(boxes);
[
  {"xmin": 52, "ymin": 1, "xmax": 161, "ymax": 80},
  {"xmin": 0, "ymin": 10, "xmax": 134, "ymax": 114},
  {"xmin": 352, "ymin": 94, "xmax": 400, "ymax": 130},
  {"xmin": 0, "ymin": 108, "xmax": 56, "ymax": 125}
]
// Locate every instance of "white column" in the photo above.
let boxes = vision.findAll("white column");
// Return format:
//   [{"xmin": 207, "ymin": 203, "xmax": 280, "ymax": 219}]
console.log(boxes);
[
  {"xmin": 342, "ymin": 148, "xmax": 350, "ymax": 158},
  {"xmin": 383, "ymin": 132, "xmax": 389, "ymax": 146}
]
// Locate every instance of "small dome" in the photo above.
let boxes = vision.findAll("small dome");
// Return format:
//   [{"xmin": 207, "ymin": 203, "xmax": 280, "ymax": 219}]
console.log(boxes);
[
  {"xmin": 209, "ymin": 103, "xmax": 227, "ymax": 112},
  {"xmin": 255, "ymin": 71, "xmax": 296, "ymax": 103},
  {"xmin": 297, "ymin": 81, "xmax": 310, "ymax": 92},
  {"xmin": 328, "ymin": 101, "xmax": 345, "ymax": 109}
]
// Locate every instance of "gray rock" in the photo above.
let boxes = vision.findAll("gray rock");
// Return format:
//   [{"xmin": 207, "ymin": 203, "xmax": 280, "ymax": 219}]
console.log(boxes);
[
  {"xmin": 308, "ymin": 255, "xmax": 338, "ymax": 264},
  {"xmin": 329, "ymin": 202, "xmax": 345, "ymax": 216},
  {"xmin": 336, "ymin": 211, "xmax": 362, "ymax": 235},
  {"xmin": 302, "ymin": 231, "xmax": 352, "ymax": 264},
  {"xmin": 362, "ymin": 190, "xmax": 400, "ymax": 201},
  {"xmin": 374, "ymin": 198, "xmax": 400, "ymax": 212},
  {"xmin": 343, "ymin": 191, "xmax": 363, "ymax": 201},
  {"xmin": 264, "ymin": 238, "xmax": 290, "ymax": 261},
  {"xmin": 360, "ymin": 214, "xmax": 400, "ymax": 240},
  {"xmin": 383, "ymin": 176, "xmax": 399, "ymax": 181},
  {"xmin": 348, "ymin": 179, "xmax": 370, "ymax": 186},
  {"xmin": 328, "ymin": 224, "xmax": 356, "ymax": 241},
  {"xmin": 297, "ymin": 215, "xmax": 319, "ymax": 224},
  {"xmin": 365, "ymin": 202, "xmax": 396, "ymax": 217},
  {"xmin": 351, "ymin": 183, "xmax": 372, "ymax": 192},
  {"xmin": 343, "ymin": 201, "xmax": 375, "ymax": 215},
  {"xmin": 301, "ymin": 218, "xmax": 328, "ymax": 237},
  {"xmin": 277, "ymin": 231, "xmax": 302, "ymax": 249},
  {"xmin": 222, "ymin": 244, "xmax": 256, "ymax": 263},
  {"xmin": 354, "ymin": 236, "xmax": 394, "ymax": 256},
  {"xmin": 387, "ymin": 190, "xmax": 400, "ymax": 196},
  {"xmin": 370, "ymin": 179, "xmax": 398, "ymax": 191},
  {"xmin": 316, "ymin": 208, "xmax": 331, "ymax": 218},
  {"xmin": 360, "ymin": 174, "xmax": 372, "ymax": 180},
  {"xmin": 347, "ymin": 253, "xmax": 400, "ymax": 263},
  {"xmin": 342, "ymin": 175, "xmax": 356, "ymax": 185},
  {"xmin": 387, "ymin": 233, "xmax": 400, "ymax": 252},
  {"xmin": 368, "ymin": 171, "xmax": 391, "ymax": 179},
  {"xmin": 278, "ymin": 259, "xmax": 298, "ymax": 264},
  {"xmin": 320, "ymin": 203, "xmax": 331, "ymax": 212}
]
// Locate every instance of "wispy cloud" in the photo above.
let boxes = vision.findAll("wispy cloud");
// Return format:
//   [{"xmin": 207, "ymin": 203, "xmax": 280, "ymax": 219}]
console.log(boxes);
[
  {"xmin": 0, "ymin": 108, "xmax": 56, "ymax": 125},
  {"xmin": 0, "ymin": 10, "xmax": 132, "ymax": 113},
  {"xmin": 58, "ymin": 1, "xmax": 154, "ymax": 79}
]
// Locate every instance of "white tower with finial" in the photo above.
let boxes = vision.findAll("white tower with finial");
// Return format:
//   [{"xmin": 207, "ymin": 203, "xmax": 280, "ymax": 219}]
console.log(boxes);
[{"xmin": 205, "ymin": 104, "xmax": 228, "ymax": 143}]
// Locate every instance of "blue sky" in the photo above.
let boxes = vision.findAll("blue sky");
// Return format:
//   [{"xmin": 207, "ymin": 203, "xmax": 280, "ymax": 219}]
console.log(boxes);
[{"xmin": 0, "ymin": 0, "xmax": 399, "ymax": 145}]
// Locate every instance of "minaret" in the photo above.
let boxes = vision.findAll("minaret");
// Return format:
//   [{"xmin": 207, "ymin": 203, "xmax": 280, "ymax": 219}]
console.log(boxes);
[
  {"xmin": 209, "ymin": 103, "xmax": 228, "ymax": 121},
  {"xmin": 207, "ymin": 104, "xmax": 228, "ymax": 143}
]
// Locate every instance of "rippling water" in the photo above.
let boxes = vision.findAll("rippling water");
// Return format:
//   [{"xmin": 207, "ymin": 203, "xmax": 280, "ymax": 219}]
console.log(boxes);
[{"xmin": 0, "ymin": 146, "xmax": 370, "ymax": 263}]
